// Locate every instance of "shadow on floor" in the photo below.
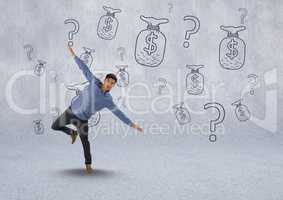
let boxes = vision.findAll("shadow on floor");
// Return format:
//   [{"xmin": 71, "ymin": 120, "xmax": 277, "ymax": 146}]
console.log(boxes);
[{"xmin": 56, "ymin": 168, "xmax": 119, "ymax": 178}]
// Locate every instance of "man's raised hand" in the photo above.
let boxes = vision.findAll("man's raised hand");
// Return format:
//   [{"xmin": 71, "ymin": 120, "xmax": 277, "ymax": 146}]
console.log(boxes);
[
  {"xmin": 132, "ymin": 123, "xmax": 143, "ymax": 133},
  {"xmin": 68, "ymin": 46, "xmax": 76, "ymax": 57}
]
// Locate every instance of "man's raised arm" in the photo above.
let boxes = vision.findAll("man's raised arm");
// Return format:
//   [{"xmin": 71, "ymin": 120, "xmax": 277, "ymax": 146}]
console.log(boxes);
[
  {"xmin": 107, "ymin": 98, "xmax": 143, "ymax": 132},
  {"xmin": 68, "ymin": 46, "xmax": 101, "ymax": 85}
]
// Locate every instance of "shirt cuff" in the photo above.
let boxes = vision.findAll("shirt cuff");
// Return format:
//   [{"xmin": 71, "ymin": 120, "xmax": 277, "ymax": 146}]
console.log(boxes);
[{"xmin": 128, "ymin": 121, "xmax": 134, "ymax": 127}]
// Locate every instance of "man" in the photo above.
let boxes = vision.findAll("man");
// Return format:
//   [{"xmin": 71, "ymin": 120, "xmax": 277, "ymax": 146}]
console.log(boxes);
[{"xmin": 51, "ymin": 46, "xmax": 143, "ymax": 174}]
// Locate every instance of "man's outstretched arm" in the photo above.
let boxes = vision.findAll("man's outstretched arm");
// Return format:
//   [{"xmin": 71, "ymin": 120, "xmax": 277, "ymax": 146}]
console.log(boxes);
[
  {"xmin": 107, "ymin": 99, "xmax": 143, "ymax": 132},
  {"xmin": 68, "ymin": 46, "xmax": 101, "ymax": 85}
]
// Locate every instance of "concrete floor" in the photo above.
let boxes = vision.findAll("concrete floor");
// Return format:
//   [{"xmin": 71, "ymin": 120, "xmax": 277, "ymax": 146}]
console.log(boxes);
[{"xmin": 1, "ymin": 130, "xmax": 283, "ymax": 200}]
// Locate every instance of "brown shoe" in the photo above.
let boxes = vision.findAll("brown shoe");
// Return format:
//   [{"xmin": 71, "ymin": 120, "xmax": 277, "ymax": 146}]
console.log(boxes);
[
  {"xmin": 71, "ymin": 130, "xmax": 78, "ymax": 144},
  {"xmin": 85, "ymin": 164, "xmax": 94, "ymax": 174}
]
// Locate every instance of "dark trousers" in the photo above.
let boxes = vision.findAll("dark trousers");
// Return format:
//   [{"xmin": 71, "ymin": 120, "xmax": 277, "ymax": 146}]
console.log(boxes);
[{"xmin": 51, "ymin": 106, "xmax": 92, "ymax": 165}]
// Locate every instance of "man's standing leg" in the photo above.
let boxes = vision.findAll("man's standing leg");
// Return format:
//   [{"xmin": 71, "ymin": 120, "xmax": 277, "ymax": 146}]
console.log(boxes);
[{"xmin": 77, "ymin": 120, "xmax": 93, "ymax": 173}]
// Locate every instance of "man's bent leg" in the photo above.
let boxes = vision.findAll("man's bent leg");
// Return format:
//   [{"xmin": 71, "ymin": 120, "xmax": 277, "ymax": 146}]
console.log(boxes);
[{"xmin": 51, "ymin": 107, "xmax": 74, "ymax": 135}]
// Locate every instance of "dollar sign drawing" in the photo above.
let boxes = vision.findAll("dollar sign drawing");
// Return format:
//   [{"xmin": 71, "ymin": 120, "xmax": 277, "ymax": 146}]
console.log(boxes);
[
  {"xmin": 191, "ymin": 74, "xmax": 200, "ymax": 88},
  {"xmin": 103, "ymin": 17, "xmax": 113, "ymax": 32},
  {"xmin": 226, "ymin": 38, "xmax": 238, "ymax": 60},
  {"xmin": 143, "ymin": 32, "xmax": 158, "ymax": 55}
]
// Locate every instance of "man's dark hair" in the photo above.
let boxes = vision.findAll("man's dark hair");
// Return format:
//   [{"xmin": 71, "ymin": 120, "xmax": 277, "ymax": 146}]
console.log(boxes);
[{"xmin": 105, "ymin": 73, "xmax": 117, "ymax": 83}]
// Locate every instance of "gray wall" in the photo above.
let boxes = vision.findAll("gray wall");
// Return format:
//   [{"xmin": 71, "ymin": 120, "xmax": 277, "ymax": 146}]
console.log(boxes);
[{"xmin": 0, "ymin": 0, "xmax": 282, "ymax": 138}]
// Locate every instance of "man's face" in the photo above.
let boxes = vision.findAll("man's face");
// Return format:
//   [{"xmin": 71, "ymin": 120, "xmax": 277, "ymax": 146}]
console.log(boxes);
[{"xmin": 103, "ymin": 78, "xmax": 116, "ymax": 92}]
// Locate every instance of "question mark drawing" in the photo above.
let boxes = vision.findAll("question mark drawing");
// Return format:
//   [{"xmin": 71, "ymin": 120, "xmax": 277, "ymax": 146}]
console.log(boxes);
[
  {"xmin": 238, "ymin": 8, "xmax": 248, "ymax": 24},
  {"xmin": 183, "ymin": 15, "xmax": 200, "ymax": 48},
  {"xmin": 64, "ymin": 18, "xmax": 80, "ymax": 47},
  {"xmin": 204, "ymin": 102, "xmax": 225, "ymax": 142},
  {"xmin": 117, "ymin": 47, "xmax": 126, "ymax": 61},
  {"xmin": 23, "ymin": 44, "xmax": 34, "ymax": 61},
  {"xmin": 168, "ymin": 3, "xmax": 173, "ymax": 14},
  {"xmin": 248, "ymin": 74, "xmax": 258, "ymax": 95},
  {"xmin": 157, "ymin": 78, "xmax": 167, "ymax": 95}
]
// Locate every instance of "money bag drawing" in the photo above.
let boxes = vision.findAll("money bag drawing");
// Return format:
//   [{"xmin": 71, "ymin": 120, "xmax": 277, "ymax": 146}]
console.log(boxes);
[
  {"xmin": 97, "ymin": 6, "xmax": 122, "ymax": 40},
  {"xmin": 34, "ymin": 60, "xmax": 46, "ymax": 76},
  {"xmin": 79, "ymin": 47, "xmax": 95, "ymax": 67},
  {"xmin": 116, "ymin": 65, "xmax": 129, "ymax": 87},
  {"xmin": 135, "ymin": 15, "xmax": 169, "ymax": 67},
  {"xmin": 65, "ymin": 81, "xmax": 89, "ymax": 103},
  {"xmin": 33, "ymin": 119, "xmax": 44, "ymax": 135},
  {"xmin": 186, "ymin": 64, "xmax": 204, "ymax": 95},
  {"xmin": 172, "ymin": 102, "xmax": 191, "ymax": 125},
  {"xmin": 231, "ymin": 99, "xmax": 251, "ymax": 122},
  {"xmin": 88, "ymin": 112, "xmax": 101, "ymax": 127},
  {"xmin": 219, "ymin": 25, "xmax": 246, "ymax": 70}
]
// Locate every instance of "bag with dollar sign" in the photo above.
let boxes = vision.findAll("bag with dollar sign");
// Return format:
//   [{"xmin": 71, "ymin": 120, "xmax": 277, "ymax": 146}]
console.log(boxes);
[
  {"xmin": 219, "ymin": 26, "xmax": 246, "ymax": 70},
  {"xmin": 80, "ymin": 47, "xmax": 95, "ymax": 67},
  {"xmin": 186, "ymin": 65, "xmax": 204, "ymax": 95},
  {"xmin": 135, "ymin": 15, "xmax": 169, "ymax": 67},
  {"xmin": 97, "ymin": 6, "xmax": 121, "ymax": 40},
  {"xmin": 172, "ymin": 102, "xmax": 191, "ymax": 125},
  {"xmin": 34, "ymin": 60, "xmax": 46, "ymax": 76},
  {"xmin": 116, "ymin": 65, "xmax": 129, "ymax": 87},
  {"xmin": 33, "ymin": 119, "xmax": 44, "ymax": 135},
  {"xmin": 89, "ymin": 112, "xmax": 101, "ymax": 127},
  {"xmin": 231, "ymin": 99, "xmax": 251, "ymax": 121}
]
